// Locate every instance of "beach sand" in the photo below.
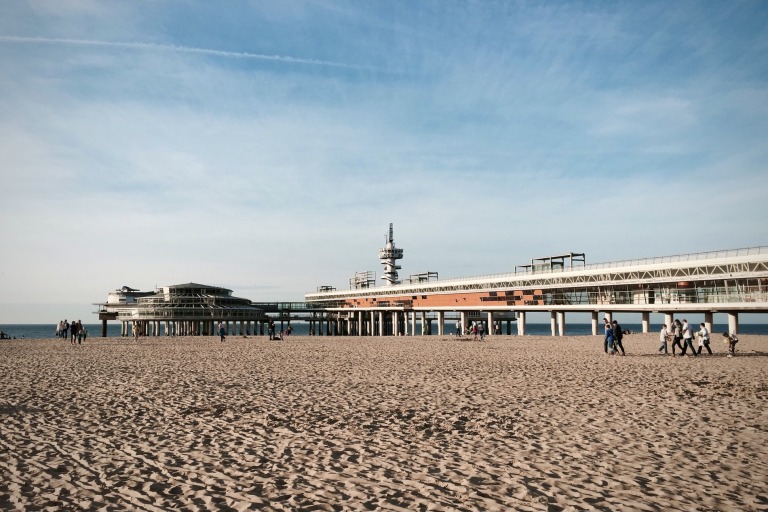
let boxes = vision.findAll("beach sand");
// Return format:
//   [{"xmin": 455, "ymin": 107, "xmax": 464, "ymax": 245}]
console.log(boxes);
[{"xmin": 1, "ymin": 333, "xmax": 766, "ymax": 511}]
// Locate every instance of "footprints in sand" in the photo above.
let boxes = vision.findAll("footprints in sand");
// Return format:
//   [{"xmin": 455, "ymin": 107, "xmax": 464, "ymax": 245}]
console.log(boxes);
[{"xmin": 1, "ymin": 335, "xmax": 767, "ymax": 510}]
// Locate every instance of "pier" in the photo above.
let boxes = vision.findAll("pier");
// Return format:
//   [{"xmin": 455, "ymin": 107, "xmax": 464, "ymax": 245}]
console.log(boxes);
[{"xmin": 304, "ymin": 226, "xmax": 768, "ymax": 336}]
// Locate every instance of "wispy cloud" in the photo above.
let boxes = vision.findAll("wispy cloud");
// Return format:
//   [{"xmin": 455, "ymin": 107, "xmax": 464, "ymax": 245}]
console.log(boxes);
[{"xmin": 0, "ymin": 35, "xmax": 374, "ymax": 70}]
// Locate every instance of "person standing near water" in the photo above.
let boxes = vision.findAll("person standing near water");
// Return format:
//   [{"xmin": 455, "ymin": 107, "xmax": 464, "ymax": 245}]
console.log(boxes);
[{"xmin": 218, "ymin": 321, "xmax": 226, "ymax": 342}]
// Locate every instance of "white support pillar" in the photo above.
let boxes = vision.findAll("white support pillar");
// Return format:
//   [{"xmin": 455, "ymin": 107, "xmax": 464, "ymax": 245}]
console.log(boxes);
[
  {"xmin": 556, "ymin": 311, "xmax": 565, "ymax": 337},
  {"xmin": 550, "ymin": 312, "xmax": 557, "ymax": 336},
  {"xmin": 517, "ymin": 311, "xmax": 526, "ymax": 336},
  {"xmin": 421, "ymin": 311, "xmax": 427, "ymax": 335},
  {"xmin": 378, "ymin": 311, "xmax": 385, "ymax": 336},
  {"xmin": 727, "ymin": 312, "xmax": 739, "ymax": 335},
  {"xmin": 664, "ymin": 313, "xmax": 673, "ymax": 330},
  {"xmin": 411, "ymin": 312, "xmax": 417, "ymax": 336},
  {"xmin": 704, "ymin": 312, "xmax": 713, "ymax": 334},
  {"xmin": 642, "ymin": 312, "xmax": 650, "ymax": 333},
  {"xmin": 460, "ymin": 311, "xmax": 467, "ymax": 336},
  {"xmin": 591, "ymin": 311, "xmax": 599, "ymax": 336},
  {"xmin": 393, "ymin": 311, "xmax": 400, "ymax": 336},
  {"xmin": 487, "ymin": 312, "xmax": 494, "ymax": 337},
  {"xmin": 437, "ymin": 311, "xmax": 444, "ymax": 335}
]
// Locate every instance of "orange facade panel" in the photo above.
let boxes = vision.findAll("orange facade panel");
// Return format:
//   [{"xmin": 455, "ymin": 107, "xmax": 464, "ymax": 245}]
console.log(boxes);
[{"xmin": 341, "ymin": 289, "xmax": 544, "ymax": 308}]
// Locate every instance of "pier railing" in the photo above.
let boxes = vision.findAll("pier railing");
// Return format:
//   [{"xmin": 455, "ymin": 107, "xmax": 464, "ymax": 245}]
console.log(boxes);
[{"xmin": 433, "ymin": 246, "xmax": 768, "ymax": 284}]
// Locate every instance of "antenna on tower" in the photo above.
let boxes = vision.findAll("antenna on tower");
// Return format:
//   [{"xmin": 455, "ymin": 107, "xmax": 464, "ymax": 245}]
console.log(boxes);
[{"xmin": 379, "ymin": 223, "xmax": 404, "ymax": 286}]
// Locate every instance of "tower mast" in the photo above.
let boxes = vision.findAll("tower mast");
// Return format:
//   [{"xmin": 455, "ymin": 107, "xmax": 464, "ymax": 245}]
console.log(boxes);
[{"xmin": 379, "ymin": 223, "xmax": 404, "ymax": 286}]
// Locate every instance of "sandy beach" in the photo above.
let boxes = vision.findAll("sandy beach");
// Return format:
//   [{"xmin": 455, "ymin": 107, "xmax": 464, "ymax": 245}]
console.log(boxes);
[{"xmin": 1, "ymin": 333, "xmax": 766, "ymax": 511}]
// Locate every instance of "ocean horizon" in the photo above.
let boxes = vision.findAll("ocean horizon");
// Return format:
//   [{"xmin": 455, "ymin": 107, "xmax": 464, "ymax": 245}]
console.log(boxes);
[{"xmin": 3, "ymin": 322, "xmax": 768, "ymax": 340}]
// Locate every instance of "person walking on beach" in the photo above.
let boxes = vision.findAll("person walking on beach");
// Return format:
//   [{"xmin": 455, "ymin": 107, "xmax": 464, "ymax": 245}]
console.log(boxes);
[
  {"xmin": 218, "ymin": 321, "xmax": 226, "ymax": 342},
  {"xmin": 455, "ymin": 320, "xmax": 461, "ymax": 336},
  {"xmin": 133, "ymin": 322, "xmax": 141, "ymax": 341},
  {"xmin": 478, "ymin": 321, "xmax": 485, "ymax": 341},
  {"xmin": 70, "ymin": 322, "xmax": 79, "ymax": 345},
  {"xmin": 696, "ymin": 323, "xmax": 712, "ymax": 355},
  {"xmin": 76, "ymin": 320, "xmax": 84, "ymax": 344},
  {"xmin": 658, "ymin": 324, "xmax": 669, "ymax": 355},
  {"xmin": 603, "ymin": 318, "xmax": 613, "ymax": 354},
  {"xmin": 604, "ymin": 319, "xmax": 616, "ymax": 355},
  {"xmin": 612, "ymin": 320, "xmax": 626, "ymax": 356},
  {"xmin": 722, "ymin": 332, "xmax": 738, "ymax": 357},
  {"xmin": 63, "ymin": 320, "xmax": 69, "ymax": 340},
  {"xmin": 670, "ymin": 319, "xmax": 684, "ymax": 356},
  {"xmin": 680, "ymin": 319, "xmax": 698, "ymax": 357}
]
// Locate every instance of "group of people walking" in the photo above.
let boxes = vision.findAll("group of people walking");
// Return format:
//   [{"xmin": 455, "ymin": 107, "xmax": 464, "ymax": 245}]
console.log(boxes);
[
  {"xmin": 603, "ymin": 319, "xmax": 626, "ymax": 355},
  {"xmin": 56, "ymin": 319, "xmax": 87, "ymax": 345},
  {"xmin": 659, "ymin": 319, "xmax": 739, "ymax": 357},
  {"xmin": 604, "ymin": 317, "xmax": 740, "ymax": 357}
]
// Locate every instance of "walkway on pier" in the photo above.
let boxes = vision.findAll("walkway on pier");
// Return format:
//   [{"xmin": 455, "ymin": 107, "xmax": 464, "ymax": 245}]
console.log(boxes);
[{"xmin": 304, "ymin": 246, "xmax": 768, "ymax": 336}]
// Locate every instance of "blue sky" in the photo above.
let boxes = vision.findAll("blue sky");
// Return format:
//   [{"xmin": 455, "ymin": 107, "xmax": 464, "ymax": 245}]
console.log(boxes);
[{"xmin": 1, "ymin": 1, "xmax": 767, "ymax": 324}]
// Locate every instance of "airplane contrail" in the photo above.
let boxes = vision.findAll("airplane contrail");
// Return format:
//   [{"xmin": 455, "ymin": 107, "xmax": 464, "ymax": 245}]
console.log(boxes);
[{"xmin": 0, "ymin": 35, "xmax": 372, "ymax": 70}]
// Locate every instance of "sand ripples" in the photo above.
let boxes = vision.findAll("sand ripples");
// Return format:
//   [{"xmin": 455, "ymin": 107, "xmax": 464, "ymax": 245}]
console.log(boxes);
[{"xmin": 1, "ymin": 335, "xmax": 767, "ymax": 511}]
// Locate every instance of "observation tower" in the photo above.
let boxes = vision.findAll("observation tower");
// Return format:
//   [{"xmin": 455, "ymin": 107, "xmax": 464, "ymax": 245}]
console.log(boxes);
[{"xmin": 379, "ymin": 223, "xmax": 404, "ymax": 286}]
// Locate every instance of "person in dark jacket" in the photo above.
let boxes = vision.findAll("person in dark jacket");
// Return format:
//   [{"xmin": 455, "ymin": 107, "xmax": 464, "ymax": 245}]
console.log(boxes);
[{"xmin": 612, "ymin": 320, "xmax": 626, "ymax": 356}]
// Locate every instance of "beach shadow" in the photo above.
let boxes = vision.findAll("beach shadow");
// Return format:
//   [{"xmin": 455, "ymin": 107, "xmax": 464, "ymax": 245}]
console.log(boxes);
[{"xmin": 0, "ymin": 403, "xmax": 41, "ymax": 415}]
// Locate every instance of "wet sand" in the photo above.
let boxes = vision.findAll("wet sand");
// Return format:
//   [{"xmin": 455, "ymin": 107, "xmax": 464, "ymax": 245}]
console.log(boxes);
[{"xmin": 1, "ymin": 333, "xmax": 767, "ymax": 511}]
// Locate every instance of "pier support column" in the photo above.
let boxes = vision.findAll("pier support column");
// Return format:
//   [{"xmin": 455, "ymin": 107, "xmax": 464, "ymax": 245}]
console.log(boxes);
[
  {"xmin": 410, "ymin": 312, "xmax": 416, "ymax": 336},
  {"xmin": 642, "ymin": 312, "xmax": 650, "ymax": 333},
  {"xmin": 437, "ymin": 311, "xmax": 444, "ymax": 335},
  {"xmin": 550, "ymin": 312, "xmax": 557, "ymax": 336},
  {"xmin": 591, "ymin": 312, "xmax": 599, "ymax": 336},
  {"xmin": 704, "ymin": 312, "xmax": 713, "ymax": 334},
  {"xmin": 664, "ymin": 313, "xmax": 673, "ymax": 330},
  {"xmin": 727, "ymin": 312, "xmax": 739, "ymax": 335},
  {"xmin": 460, "ymin": 312, "xmax": 467, "ymax": 336},
  {"xmin": 487, "ymin": 312, "xmax": 494, "ymax": 336},
  {"xmin": 517, "ymin": 312, "xmax": 526, "ymax": 335},
  {"xmin": 393, "ymin": 312, "xmax": 400, "ymax": 336},
  {"xmin": 421, "ymin": 312, "xmax": 427, "ymax": 335},
  {"xmin": 378, "ymin": 312, "xmax": 384, "ymax": 336},
  {"xmin": 556, "ymin": 311, "xmax": 565, "ymax": 337},
  {"xmin": 506, "ymin": 320, "xmax": 511, "ymax": 335}
]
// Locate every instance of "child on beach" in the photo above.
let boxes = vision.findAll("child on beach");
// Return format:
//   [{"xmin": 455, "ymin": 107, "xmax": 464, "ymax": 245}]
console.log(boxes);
[
  {"xmin": 696, "ymin": 323, "xmax": 712, "ymax": 355},
  {"xmin": 722, "ymin": 332, "xmax": 738, "ymax": 357},
  {"xmin": 659, "ymin": 324, "xmax": 669, "ymax": 354}
]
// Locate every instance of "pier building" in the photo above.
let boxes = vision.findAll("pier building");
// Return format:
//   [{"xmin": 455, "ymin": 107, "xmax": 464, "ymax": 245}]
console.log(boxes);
[
  {"xmin": 305, "ymin": 226, "xmax": 768, "ymax": 336},
  {"xmin": 95, "ymin": 283, "xmax": 267, "ymax": 337}
]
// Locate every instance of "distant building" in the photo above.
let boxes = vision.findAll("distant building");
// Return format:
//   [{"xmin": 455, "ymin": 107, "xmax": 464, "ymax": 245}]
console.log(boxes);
[{"xmin": 95, "ymin": 283, "xmax": 265, "ymax": 337}]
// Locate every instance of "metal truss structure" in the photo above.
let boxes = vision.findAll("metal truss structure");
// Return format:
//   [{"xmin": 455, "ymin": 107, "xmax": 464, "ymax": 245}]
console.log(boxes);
[{"xmin": 306, "ymin": 246, "xmax": 768, "ymax": 312}]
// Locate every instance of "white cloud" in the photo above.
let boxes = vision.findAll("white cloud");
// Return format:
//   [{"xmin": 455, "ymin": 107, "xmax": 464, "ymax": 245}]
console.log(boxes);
[{"xmin": 1, "ymin": 1, "xmax": 767, "ymax": 322}]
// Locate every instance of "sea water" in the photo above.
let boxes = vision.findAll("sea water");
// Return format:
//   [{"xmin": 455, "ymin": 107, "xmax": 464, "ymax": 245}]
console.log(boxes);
[{"xmin": 2, "ymin": 323, "xmax": 768, "ymax": 340}]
